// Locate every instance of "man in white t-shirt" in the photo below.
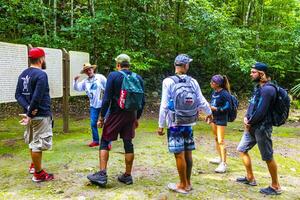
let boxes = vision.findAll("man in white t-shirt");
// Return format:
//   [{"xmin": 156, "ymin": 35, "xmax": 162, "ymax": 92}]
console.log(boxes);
[
  {"xmin": 73, "ymin": 63, "xmax": 107, "ymax": 147},
  {"xmin": 158, "ymin": 54, "xmax": 212, "ymax": 194}
]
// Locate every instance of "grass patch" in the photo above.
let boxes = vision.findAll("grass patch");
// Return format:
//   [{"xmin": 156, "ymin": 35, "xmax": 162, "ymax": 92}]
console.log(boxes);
[{"xmin": 0, "ymin": 117, "xmax": 299, "ymax": 199}]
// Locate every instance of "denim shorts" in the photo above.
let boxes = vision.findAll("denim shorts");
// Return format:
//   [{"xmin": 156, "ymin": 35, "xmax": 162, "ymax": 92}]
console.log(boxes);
[
  {"xmin": 212, "ymin": 113, "xmax": 228, "ymax": 126},
  {"xmin": 167, "ymin": 126, "xmax": 195, "ymax": 153},
  {"xmin": 237, "ymin": 125, "xmax": 273, "ymax": 161},
  {"xmin": 212, "ymin": 118, "xmax": 227, "ymax": 126}
]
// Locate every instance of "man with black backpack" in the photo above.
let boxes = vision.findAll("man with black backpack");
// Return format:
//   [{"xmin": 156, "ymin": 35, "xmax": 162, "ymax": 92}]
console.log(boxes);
[
  {"xmin": 87, "ymin": 54, "xmax": 145, "ymax": 186},
  {"xmin": 158, "ymin": 54, "xmax": 212, "ymax": 194},
  {"xmin": 236, "ymin": 62, "xmax": 284, "ymax": 195}
]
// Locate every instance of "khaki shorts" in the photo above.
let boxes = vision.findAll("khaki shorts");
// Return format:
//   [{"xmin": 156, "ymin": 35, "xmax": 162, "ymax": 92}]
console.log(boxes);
[{"xmin": 24, "ymin": 116, "xmax": 53, "ymax": 152}]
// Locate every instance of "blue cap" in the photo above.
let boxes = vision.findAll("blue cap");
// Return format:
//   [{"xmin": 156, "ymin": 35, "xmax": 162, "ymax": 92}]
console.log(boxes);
[
  {"xmin": 174, "ymin": 54, "xmax": 193, "ymax": 65},
  {"xmin": 252, "ymin": 62, "xmax": 268, "ymax": 72}
]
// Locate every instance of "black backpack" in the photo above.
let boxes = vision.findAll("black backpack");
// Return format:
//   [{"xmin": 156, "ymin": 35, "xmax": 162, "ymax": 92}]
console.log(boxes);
[
  {"xmin": 267, "ymin": 83, "xmax": 290, "ymax": 126},
  {"xmin": 228, "ymin": 94, "xmax": 239, "ymax": 122}
]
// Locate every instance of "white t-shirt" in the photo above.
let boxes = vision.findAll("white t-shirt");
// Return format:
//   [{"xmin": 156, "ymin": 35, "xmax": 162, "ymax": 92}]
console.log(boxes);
[{"xmin": 73, "ymin": 74, "xmax": 107, "ymax": 108}]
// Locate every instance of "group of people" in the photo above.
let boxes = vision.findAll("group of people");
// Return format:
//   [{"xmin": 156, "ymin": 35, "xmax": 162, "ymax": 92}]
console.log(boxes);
[{"xmin": 15, "ymin": 48, "xmax": 282, "ymax": 196}]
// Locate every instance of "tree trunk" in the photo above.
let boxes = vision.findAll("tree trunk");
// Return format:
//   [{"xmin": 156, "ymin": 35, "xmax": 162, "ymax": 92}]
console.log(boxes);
[
  {"xmin": 88, "ymin": 0, "xmax": 97, "ymax": 63},
  {"xmin": 256, "ymin": 0, "xmax": 264, "ymax": 51},
  {"xmin": 40, "ymin": 0, "xmax": 48, "ymax": 37},
  {"xmin": 144, "ymin": 3, "xmax": 148, "ymax": 48},
  {"xmin": 175, "ymin": 1, "xmax": 180, "ymax": 54},
  {"xmin": 53, "ymin": 0, "xmax": 57, "ymax": 37},
  {"xmin": 245, "ymin": 0, "xmax": 253, "ymax": 26},
  {"xmin": 88, "ymin": 0, "xmax": 95, "ymax": 18},
  {"xmin": 123, "ymin": 1, "xmax": 128, "ymax": 48},
  {"xmin": 260, "ymin": 0, "xmax": 264, "ymax": 25},
  {"xmin": 71, "ymin": 0, "xmax": 73, "ymax": 28}
]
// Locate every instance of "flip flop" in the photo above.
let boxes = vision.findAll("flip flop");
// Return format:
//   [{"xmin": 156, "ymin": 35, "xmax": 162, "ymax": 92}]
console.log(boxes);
[
  {"xmin": 167, "ymin": 183, "xmax": 189, "ymax": 194},
  {"xmin": 186, "ymin": 185, "xmax": 193, "ymax": 191},
  {"xmin": 236, "ymin": 177, "xmax": 257, "ymax": 186},
  {"xmin": 260, "ymin": 186, "xmax": 282, "ymax": 195}
]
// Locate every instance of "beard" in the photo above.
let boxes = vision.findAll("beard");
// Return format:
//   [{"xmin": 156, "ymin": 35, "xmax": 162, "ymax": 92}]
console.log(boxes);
[
  {"xmin": 41, "ymin": 61, "xmax": 47, "ymax": 70},
  {"xmin": 252, "ymin": 76, "xmax": 261, "ymax": 83}
]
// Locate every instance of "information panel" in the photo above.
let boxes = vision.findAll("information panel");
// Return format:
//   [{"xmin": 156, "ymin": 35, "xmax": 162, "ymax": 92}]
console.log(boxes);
[
  {"xmin": 0, "ymin": 42, "xmax": 28, "ymax": 103},
  {"xmin": 69, "ymin": 51, "xmax": 89, "ymax": 96},
  {"xmin": 40, "ymin": 47, "xmax": 63, "ymax": 98}
]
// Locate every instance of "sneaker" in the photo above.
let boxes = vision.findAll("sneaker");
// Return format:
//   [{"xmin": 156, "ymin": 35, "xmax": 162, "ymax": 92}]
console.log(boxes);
[
  {"xmin": 29, "ymin": 163, "xmax": 35, "ymax": 174},
  {"xmin": 88, "ymin": 142, "xmax": 99, "ymax": 147},
  {"xmin": 236, "ymin": 177, "xmax": 257, "ymax": 186},
  {"xmin": 260, "ymin": 186, "xmax": 282, "ymax": 195},
  {"xmin": 118, "ymin": 173, "xmax": 133, "ymax": 185},
  {"xmin": 87, "ymin": 170, "xmax": 107, "ymax": 186},
  {"xmin": 209, "ymin": 157, "xmax": 221, "ymax": 164},
  {"xmin": 215, "ymin": 162, "xmax": 227, "ymax": 173},
  {"xmin": 32, "ymin": 170, "xmax": 54, "ymax": 182}
]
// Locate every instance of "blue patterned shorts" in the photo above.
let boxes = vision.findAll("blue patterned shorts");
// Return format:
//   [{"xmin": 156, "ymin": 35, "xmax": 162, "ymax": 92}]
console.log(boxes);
[{"xmin": 167, "ymin": 126, "xmax": 195, "ymax": 153}]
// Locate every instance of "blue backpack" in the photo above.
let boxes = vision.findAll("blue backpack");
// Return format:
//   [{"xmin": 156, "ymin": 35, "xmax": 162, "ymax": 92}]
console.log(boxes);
[
  {"xmin": 118, "ymin": 71, "xmax": 144, "ymax": 111},
  {"xmin": 228, "ymin": 94, "xmax": 239, "ymax": 122},
  {"xmin": 267, "ymin": 83, "xmax": 290, "ymax": 126}
]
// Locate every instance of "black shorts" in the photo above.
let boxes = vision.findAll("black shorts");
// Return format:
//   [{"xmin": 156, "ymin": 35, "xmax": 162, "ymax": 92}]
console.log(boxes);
[{"xmin": 102, "ymin": 111, "xmax": 136, "ymax": 141}]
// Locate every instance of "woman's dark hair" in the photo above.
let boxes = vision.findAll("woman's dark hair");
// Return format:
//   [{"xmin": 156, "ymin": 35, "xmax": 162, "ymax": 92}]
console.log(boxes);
[{"xmin": 222, "ymin": 75, "xmax": 231, "ymax": 93}]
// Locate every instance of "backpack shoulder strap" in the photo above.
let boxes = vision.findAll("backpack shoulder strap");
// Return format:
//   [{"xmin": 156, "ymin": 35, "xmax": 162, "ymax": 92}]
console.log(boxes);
[
  {"xmin": 264, "ymin": 82, "xmax": 279, "ymax": 95},
  {"xmin": 264, "ymin": 82, "xmax": 279, "ymax": 106},
  {"xmin": 169, "ymin": 75, "xmax": 180, "ymax": 84},
  {"xmin": 131, "ymin": 72, "xmax": 137, "ymax": 78},
  {"xmin": 119, "ymin": 70, "xmax": 136, "ymax": 78},
  {"xmin": 118, "ymin": 70, "xmax": 127, "ymax": 77},
  {"xmin": 265, "ymin": 82, "xmax": 278, "ymax": 90},
  {"xmin": 169, "ymin": 75, "xmax": 191, "ymax": 84},
  {"xmin": 184, "ymin": 75, "xmax": 192, "ymax": 83}
]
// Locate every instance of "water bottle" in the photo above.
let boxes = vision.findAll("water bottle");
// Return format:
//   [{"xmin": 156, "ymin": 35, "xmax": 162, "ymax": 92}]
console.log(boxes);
[
  {"xmin": 168, "ymin": 99, "xmax": 176, "ymax": 122},
  {"xmin": 168, "ymin": 99, "xmax": 175, "ymax": 111}
]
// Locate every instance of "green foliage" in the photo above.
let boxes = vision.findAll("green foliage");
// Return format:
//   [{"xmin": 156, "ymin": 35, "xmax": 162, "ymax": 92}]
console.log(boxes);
[
  {"xmin": 291, "ymin": 99, "xmax": 300, "ymax": 109},
  {"xmin": 291, "ymin": 54, "xmax": 300, "ymax": 98},
  {"xmin": 291, "ymin": 81, "xmax": 300, "ymax": 98},
  {"xmin": 0, "ymin": 0, "xmax": 299, "ymax": 95}
]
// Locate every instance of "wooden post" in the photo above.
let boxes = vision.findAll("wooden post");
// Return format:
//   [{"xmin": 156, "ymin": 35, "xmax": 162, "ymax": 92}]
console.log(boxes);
[
  {"xmin": 27, "ymin": 44, "xmax": 33, "ymax": 67},
  {"xmin": 62, "ymin": 48, "xmax": 70, "ymax": 133}
]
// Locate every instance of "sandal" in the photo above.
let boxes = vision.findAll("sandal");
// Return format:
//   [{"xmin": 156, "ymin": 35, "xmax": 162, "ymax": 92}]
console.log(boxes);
[
  {"xmin": 260, "ymin": 186, "xmax": 282, "ymax": 195},
  {"xmin": 236, "ymin": 177, "xmax": 257, "ymax": 186},
  {"xmin": 186, "ymin": 185, "xmax": 193, "ymax": 191},
  {"xmin": 167, "ymin": 183, "xmax": 189, "ymax": 194}
]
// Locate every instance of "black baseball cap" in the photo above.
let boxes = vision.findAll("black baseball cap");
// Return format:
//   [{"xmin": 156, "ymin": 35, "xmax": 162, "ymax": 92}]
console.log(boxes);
[{"xmin": 252, "ymin": 62, "xmax": 268, "ymax": 72}]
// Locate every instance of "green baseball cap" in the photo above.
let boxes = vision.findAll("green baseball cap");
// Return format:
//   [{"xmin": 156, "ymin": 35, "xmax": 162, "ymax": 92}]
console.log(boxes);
[{"xmin": 115, "ymin": 54, "xmax": 131, "ymax": 64}]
